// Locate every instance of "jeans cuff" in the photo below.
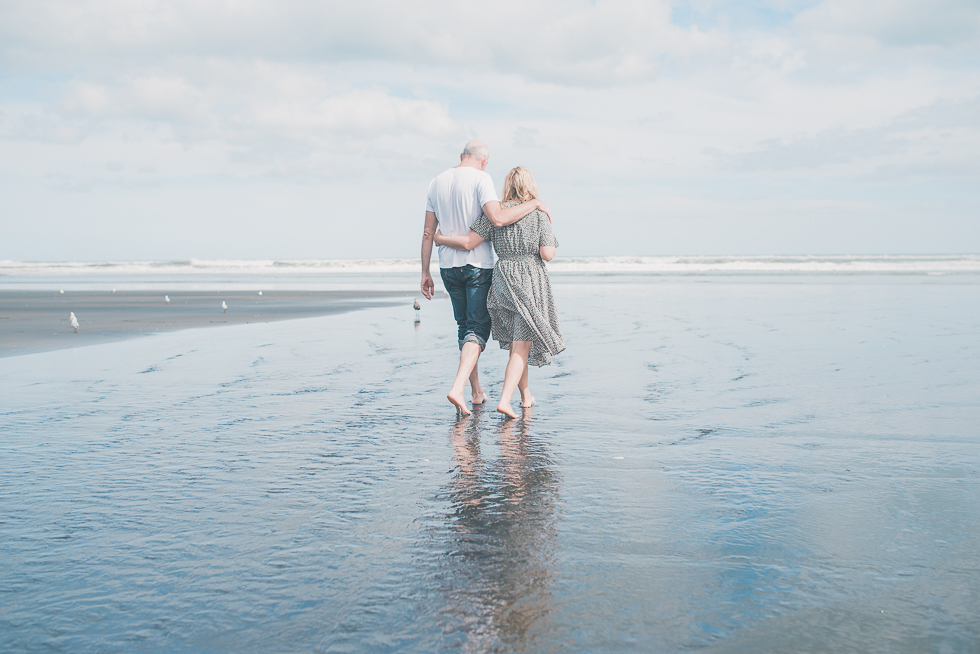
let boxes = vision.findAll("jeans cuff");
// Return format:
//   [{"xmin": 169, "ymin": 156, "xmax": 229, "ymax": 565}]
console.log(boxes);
[{"xmin": 459, "ymin": 332, "xmax": 487, "ymax": 351}]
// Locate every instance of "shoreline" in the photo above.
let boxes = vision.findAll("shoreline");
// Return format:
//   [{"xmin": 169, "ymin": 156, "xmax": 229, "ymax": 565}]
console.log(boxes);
[{"xmin": 0, "ymin": 289, "xmax": 416, "ymax": 358}]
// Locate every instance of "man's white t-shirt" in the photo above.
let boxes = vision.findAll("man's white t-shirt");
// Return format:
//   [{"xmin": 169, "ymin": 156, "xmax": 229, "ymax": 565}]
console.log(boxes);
[{"xmin": 426, "ymin": 166, "xmax": 497, "ymax": 269}]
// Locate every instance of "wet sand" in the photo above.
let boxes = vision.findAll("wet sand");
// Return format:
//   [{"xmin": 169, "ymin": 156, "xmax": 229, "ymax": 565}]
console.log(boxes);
[
  {"xmin": 2, "ymin": 275, "xmax": 978, "ymax": 652},
  {"xmin": 0, "ymin": 290, "xmax": 415, "ymax": 357}
]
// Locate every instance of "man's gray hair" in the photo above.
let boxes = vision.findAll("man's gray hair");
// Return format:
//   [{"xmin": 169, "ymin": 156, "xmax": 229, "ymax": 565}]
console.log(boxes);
[{"xmin": 462, "ymin": 140, "xmax": 489, "ymax": 160}]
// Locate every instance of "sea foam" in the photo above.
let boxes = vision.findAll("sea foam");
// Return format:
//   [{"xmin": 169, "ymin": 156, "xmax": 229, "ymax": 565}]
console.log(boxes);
[{"xmin": 2, "ymin": 254, "xmax": 978, "ymax": 277}]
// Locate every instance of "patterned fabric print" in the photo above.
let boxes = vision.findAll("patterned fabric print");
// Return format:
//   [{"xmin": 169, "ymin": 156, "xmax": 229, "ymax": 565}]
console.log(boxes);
[
  {"xmin": 510, "ymin": 313, "xmax": 536, "ymax": 343},
  {"xmin": 471, "ymin": 202, "xmax": 564, "ymax": 366}
]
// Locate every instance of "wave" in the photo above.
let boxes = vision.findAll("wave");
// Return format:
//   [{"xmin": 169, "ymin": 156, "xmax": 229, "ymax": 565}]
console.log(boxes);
[
  {"xmin": 1, "ymin": 254, "xmax": 978, "ymax": 277},
  {"xmin": 548, "ymin": 254, "xmax": 980, "ymax": 274}
]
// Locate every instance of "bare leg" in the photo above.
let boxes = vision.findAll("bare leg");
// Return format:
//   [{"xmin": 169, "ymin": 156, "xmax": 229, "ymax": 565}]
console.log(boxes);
[
  {"xmin": 469, "ymin": 365, "xmax": 488, "ymax": 405},
  {"xmin": 448, "ymin": 342, "xmax": 482, "ymax": 416},
  {"xmin": 519, "ymin": 360, "xmax": 534, "ymax": 408},
  {"xmin": 497, "ymin": 341, "xmax": 531, "ymax": 419}
]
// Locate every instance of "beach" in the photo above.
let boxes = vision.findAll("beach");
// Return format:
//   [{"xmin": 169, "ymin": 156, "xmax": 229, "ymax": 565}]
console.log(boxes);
[
  {"xmin": 1, "ymin": 264, "xmax": 979, "ymax": 652},
  {"xmin": 0, "ymin": 290, "xmax": 412, "ymax": 357}
]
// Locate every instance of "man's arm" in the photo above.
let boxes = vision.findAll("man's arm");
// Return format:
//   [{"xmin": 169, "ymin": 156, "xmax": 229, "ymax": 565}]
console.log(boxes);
[
  {"xmin": 482, "ymin": 199, "xmax": 553, "ymax": 228},
  {"xmin": 420, "ymin": 210, "xmax": 438, "ymax": 300}
]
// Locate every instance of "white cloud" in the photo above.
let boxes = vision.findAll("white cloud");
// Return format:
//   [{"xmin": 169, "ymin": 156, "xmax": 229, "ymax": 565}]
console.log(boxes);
[
  {"xmin": 709, "ymin": 94, "xmax": 980, "ymax": 176},
  {"xmin": 249, "ymin": 88, "xmax": 457, "ymax": 139},
  {"xmin": 796, "ymin": 0, "xmax": 980, "ymax": 48},
  {"xmin": 0, "ymin": 0, "xmax": 725, "ymax": 86},
  {"xmin": 1, "ymin": 0, "xmax": 979, "ymax": 257},
  {"xmin": 2, "ymin": 61, "xmax": 460, "ymax": 180}
]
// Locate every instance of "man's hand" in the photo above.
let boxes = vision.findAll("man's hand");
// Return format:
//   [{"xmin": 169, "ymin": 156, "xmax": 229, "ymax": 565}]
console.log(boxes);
[
  {"xmin": 421, "ymin": 271, "xmax": 435, "ymax": 300},
  {"xmin": 537, "ymin": 200, "xmax": 553, "ymax": 223},
  {"xmin": 421, "ymin": 210, "xmax": 438, "ymax": 300}
]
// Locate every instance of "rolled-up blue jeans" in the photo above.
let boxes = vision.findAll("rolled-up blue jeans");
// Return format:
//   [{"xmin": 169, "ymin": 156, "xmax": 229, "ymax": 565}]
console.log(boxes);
[{"xmin": 440, "ymin": 265, "xmax": 493, "ymax": 350}]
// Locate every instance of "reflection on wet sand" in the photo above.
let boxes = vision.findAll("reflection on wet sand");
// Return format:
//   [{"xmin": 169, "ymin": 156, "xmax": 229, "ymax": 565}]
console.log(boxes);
[{"xmin": 433, "ymin": 408, "xmax": 562, "ymax": 652}]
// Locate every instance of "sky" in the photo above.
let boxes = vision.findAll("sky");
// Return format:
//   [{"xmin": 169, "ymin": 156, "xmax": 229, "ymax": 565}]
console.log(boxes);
[{"xmin": 1, "ymin": 0, "xmax": 978, "ymax": 260}]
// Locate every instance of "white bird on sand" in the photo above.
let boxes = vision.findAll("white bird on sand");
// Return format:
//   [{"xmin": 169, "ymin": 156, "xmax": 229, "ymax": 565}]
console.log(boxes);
[
  {"xmin": 59, "ymin": 289, "xmax": 64, "ymax": 294},
  {"xmin": 165, "ymin": 295, "xmax": 170, "ymax": 304},
  {"xmin": 222, "ymin": 301, "xmax": 228, "ymax": 313},
  {"xmin": 69, "ymin": 312, "xmax": 79, "ymax": 333},
  {"xmin": 414, "ymin": 298, "xmax": 421, "ymax": 323},
  {"xmin": 257, "ymin": 291, "xmax": 263, "ymax": 296},
  {"xmin": 112, "ymin": 288, "xmax": 116, "ymax": 294}
]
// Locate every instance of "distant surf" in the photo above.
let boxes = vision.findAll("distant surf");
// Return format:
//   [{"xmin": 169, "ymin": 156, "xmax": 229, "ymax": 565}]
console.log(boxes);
[{"xmin": 2, "ymin": 254, "xmax": 978, "ymax": 277}]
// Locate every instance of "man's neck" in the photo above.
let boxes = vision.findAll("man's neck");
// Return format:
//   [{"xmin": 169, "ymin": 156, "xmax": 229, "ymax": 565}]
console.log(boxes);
[{"xmin": 455, "ymin": 158, "xmax": 485, "ymax": 170}]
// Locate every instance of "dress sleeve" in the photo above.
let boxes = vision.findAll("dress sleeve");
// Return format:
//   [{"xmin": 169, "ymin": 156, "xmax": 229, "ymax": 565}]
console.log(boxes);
[
  {"xmin": 537, "ymin": 211, "xmax": 559, "ymax": 248},
  {"xmin": 471, "ymin": 213, "xmax": 493, "ymax": 240}
]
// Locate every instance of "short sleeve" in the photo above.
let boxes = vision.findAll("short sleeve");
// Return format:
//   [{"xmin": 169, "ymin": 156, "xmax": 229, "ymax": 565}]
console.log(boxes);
[
  {"xmin": 472, "ymin": 214, "xmax": 493, "ymax": 240},
  {"xmin": 537, "ymin": 211, "xmax": 559, "ymax": 248},
  {"xmin": 476, "ymin": 173, "xmax": 498, "ymax": 210},
  {"xmin": 425, "ymin": 179, "xmax": 436, "ymax": 213}
]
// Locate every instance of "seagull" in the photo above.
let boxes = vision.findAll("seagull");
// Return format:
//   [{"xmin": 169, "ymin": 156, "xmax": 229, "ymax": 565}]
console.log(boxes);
[
  {"xmin": 414, "ymin": 298, "xmax": 421, "ymax": 323},
  {"xmin": 69, "ymin": 312, "xmax": 79, "ymax": 333},
  {"xmin": 257, "ymin": 291, "xmax": 263, "ymax": 296},
  {"xmin": 222, "ymin": 301, "xmax": 228, "ymax": 313},
  {"xmin": 112, "ymin": 288, "xmax": 116, "ymax": 294},
  {"xmin": 59, "ymin": 289, "xmax": 64, "ymax": 294},
  {"xmin": 165, "ymin": 295, "xmax": 171, "ymax": 304}
]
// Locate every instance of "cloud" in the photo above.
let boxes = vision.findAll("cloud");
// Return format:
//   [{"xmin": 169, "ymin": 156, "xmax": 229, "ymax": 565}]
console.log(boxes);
[
  {"xmin": 3, "ymin": 1, "xmax": 976, "ymax": 92},
  {"xmin": 5, "ymin": 62, "xmax": 459, "ymax": 148},
  {"xmin": 512, "ymin": 127, "xmax": 542, "ymax": 149},
  {"xmin": 711, "ymin": 128, "xmax": 910, "ymax": 171},
  {"xmin": 0, "ymin": 60, "xmax": 463, "ymax": 189},
  {"xmin": 0, "ymin": 0, "xmax": 727, "ymax": 87},
  {"xmin": 795, "ymin": 0, "xmax": 980, "ymax": 48},
  {"xmin": 709, "ymin": 95, "xmax": 980, "ymax": 176},
  {"xmin": 1, "ymin": 0, "xmax": 979, "ymax": 257},
  {"xmin": 249, "ymin": 88, "xmax": 457, "ymax": 140}
]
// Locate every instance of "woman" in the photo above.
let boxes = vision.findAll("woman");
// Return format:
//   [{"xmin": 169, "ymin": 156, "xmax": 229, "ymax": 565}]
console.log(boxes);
[{"xmin": 435, "ymin": 167, "xmax": 564, "ymax": 418}]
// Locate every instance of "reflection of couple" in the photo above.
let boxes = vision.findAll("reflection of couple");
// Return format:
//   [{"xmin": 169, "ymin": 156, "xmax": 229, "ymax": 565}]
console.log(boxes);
[
  {"xmin": 420, "ymin": 140, "xmax": 565, "ymax": 418},
  {"xmin": 437, "ymin": 410, "xmax": 560, "ymax": 650}
]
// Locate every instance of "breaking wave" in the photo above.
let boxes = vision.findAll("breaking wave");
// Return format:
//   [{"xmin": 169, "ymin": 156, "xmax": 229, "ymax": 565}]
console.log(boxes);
[{"xmin": 2, "ymin": 254, "xmax": 978, "ymax": 277}]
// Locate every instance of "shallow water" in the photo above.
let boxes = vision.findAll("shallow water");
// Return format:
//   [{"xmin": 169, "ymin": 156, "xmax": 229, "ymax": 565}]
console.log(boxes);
[{"xmin": 2, "ymin": 275, "xmax": 979, "ymax": 652}]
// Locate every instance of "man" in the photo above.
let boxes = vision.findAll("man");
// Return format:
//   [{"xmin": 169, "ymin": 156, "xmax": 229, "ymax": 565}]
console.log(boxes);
[{"xmin": 421, "ymin": 140, "xmax": 551, "ymax": 415}]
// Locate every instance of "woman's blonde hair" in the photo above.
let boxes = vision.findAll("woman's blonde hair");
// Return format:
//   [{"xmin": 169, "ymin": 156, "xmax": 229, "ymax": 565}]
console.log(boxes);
[{"xmin": 502, "ymin": 167, "xmax": 539, "ymax": 203}]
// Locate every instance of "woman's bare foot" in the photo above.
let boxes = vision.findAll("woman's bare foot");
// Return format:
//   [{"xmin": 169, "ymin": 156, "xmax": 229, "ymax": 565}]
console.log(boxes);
[
  {"xmin": 448, "ymin": 391, "xmax": 472, "ymax": 416},
  {"xmin": 497, "ymin": 402, "xmax": 519, "ymax": 419},
  {"xmin": 472, "ymin": 391, "xmax": 489, "ymax": 406},
  {"xmin": 521, "ymin": 394, "xmax": 535, "ymax": 408}
]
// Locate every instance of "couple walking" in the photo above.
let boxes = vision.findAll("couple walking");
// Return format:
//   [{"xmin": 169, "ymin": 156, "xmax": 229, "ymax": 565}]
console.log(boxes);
[{"xmin": 420, "ymin": 140, "xmax": 564, "ymax": 419}]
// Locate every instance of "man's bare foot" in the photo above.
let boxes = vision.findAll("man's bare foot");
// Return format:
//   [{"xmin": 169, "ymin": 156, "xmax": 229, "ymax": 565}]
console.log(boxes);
[
  {"xmin": 472, "ymin": 391, "xmax": 488, "ymax": 406},
  {"xmin": 448, "ymin": 391, "xmax": 472, "ymax": 416},
  {"xmin": 497, "ymin": 402, "xmax": 519, "ymax": 419},
  {"xmin": 521, "ymin": 394, "xmax": 535, "ymax": 408}
]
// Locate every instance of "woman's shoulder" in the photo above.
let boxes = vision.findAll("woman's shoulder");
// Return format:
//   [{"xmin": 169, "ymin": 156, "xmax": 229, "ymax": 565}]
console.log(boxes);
[
  {"xmin": 502, "ymin": 200, "xmax": 543, "ymax": 218},
  {"xmin": 500, "ymin": 200, "xmax": 548, "ymax": 227},
  {"xmin": 530, "ymin": 207, "xmax": 549, "ymax": 226}
]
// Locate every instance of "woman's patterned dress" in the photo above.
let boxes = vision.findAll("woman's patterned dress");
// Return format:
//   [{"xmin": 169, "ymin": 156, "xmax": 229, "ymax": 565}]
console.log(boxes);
[{"xmin": 471, "ymin": 202, "xmax": 565, "ymax": 366}]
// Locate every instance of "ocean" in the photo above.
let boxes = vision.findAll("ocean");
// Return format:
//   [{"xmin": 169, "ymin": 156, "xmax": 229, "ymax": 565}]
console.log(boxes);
[{"xmin": 2, "ymin": 254, "xmax": 979, "ymax": 291}]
